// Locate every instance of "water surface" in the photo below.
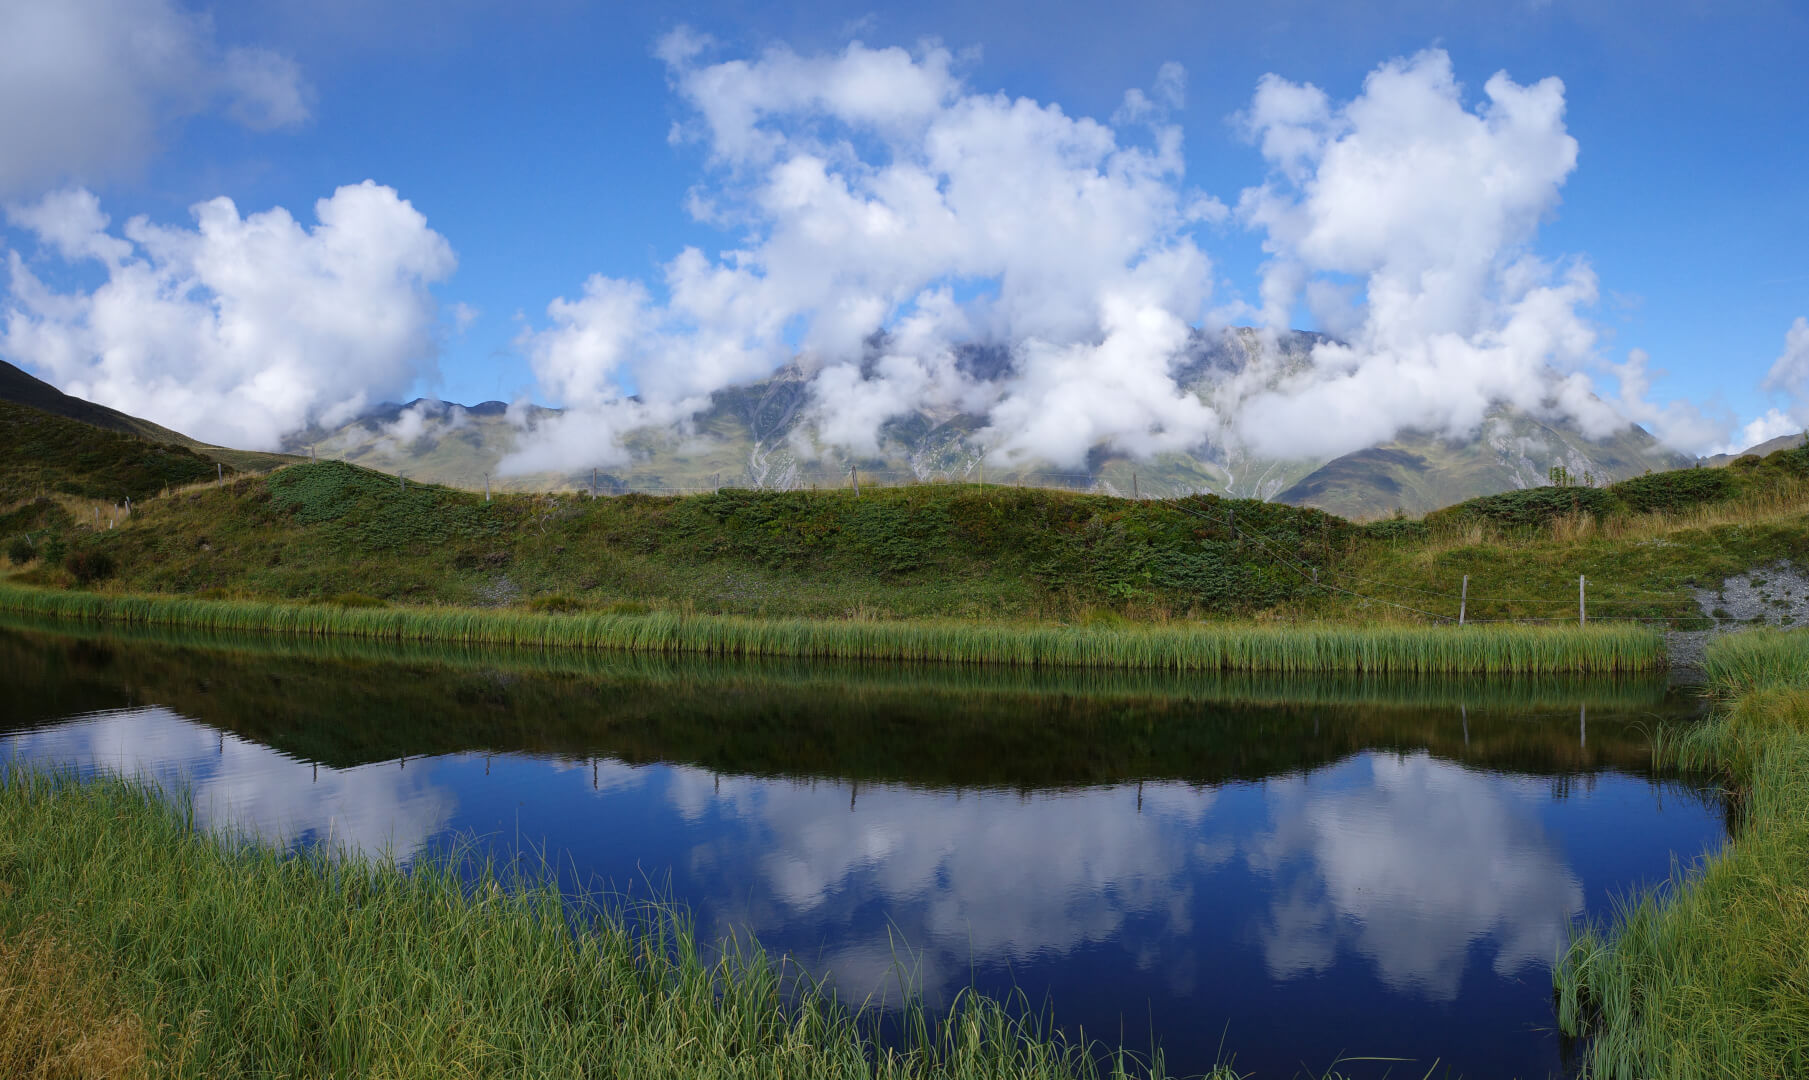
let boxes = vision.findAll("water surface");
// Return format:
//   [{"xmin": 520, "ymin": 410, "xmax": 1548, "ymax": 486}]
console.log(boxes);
[{"xmin": 0, "ymin": 620, "xmax": 1723, "ymax": 1079}]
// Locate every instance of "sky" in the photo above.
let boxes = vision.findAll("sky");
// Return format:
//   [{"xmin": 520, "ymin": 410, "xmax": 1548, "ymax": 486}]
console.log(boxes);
[{"xmin": 0, "ymin": 0, "xmax": 1804, "ymax": 467}]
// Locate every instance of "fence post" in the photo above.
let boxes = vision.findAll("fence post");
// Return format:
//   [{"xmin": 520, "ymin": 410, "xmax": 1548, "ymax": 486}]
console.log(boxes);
[
  {"xmin": 1579, "ymin": 575, "xmax": 1586, "ymax": 627},
  {"xmin": 484, "ymin": 474, "xmax": 490, "ymax": 502},
  {"xmin": 850, "ymin": 464, "xmax": 860, "ymax": 497},
  {"xmin": 1459, "ymin": 574, "xmax": 1468, "ymax": 626},
  {"xmin": 217, "ymin": 463, "xmax": 223, "ymax": 487},
  {"xmin": 1132, "ymin": 472, "xmax": 1139, "ymax": 500}
]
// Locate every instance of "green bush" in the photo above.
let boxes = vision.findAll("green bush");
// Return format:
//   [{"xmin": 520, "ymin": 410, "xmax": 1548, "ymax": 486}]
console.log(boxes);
[
  {"xmin": 6, "ymin": 536, "xmax": 34, "ymax": 565},
  {"xmin": 1609, "ymin": 468, "xmax": 1733, "ymax": 515},
  {"xmin": 1426, "ymin": 485, "xmax": 1615, "ymax": 531}
]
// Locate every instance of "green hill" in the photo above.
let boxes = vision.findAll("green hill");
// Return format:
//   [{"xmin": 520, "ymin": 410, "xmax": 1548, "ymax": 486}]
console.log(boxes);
[
  {"xmin": 0, "ymin": 398, "xmax": 224, "ymax": 508},
  {"xmin": 0, "ymin": 360, "xmax": 297, "ymax": 475},
  {"xmin": 6, "ymin": 443, "xmax": 1807, "ymax": 630}
]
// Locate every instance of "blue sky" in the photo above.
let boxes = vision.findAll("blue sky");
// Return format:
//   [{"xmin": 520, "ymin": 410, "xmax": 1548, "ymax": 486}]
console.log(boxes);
[{"xmin": 1, "ymin": 0, "xmax": 1804, "ymax": 461}]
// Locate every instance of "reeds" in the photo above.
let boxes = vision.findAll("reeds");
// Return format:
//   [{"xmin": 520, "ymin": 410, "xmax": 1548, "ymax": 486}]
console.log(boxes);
[
  {"xmin": 0, "ymin": 584, "xmax": 1665, "ymax": 673},
  {"xmin": 0, "ymin": 766, "xmax": 1195, "ymax": 1080},
  {"xmin": 1554, "ymin": 629, "xmax": 1809, "ymax": 1078}
]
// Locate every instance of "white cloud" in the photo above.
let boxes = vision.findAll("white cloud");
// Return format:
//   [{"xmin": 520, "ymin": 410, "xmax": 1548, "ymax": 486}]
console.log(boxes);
[
  {"xmin": 1718, "ymin": 408, "xmax": 1798, "ymax": 457},
  {"xmin": 0, "ymin": 0, "xmax": 313, "ymax": 197},
  {"xmin": 1, "ymin": 182, "xmax": 456, "ymax": 449},
  {"xmin": 1758, "ymin": 316, "xmax": 1809, "ymax": 422},
  {"xmin": 503, "ymin": 37, "xmax": 1223, "ymax": 474},
  {"xmin": 1225, "ymin": 50, "xmax": 1632, "ymax": 459},
  {"xmin": 507, "ymin": 39, "xmax": 1723, "ymax": 475}
]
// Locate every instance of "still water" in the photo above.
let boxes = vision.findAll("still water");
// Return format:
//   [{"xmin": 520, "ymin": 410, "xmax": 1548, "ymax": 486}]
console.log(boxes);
[{"xmin": 0, "ymin": 619, "xmax": 1724, "ymax": 1079}]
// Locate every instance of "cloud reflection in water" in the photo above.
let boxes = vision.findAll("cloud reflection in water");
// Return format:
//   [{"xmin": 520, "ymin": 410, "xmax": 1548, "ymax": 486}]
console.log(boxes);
[{"xmin": 2, "ymin": 707, "xmax": 456, "ymax": 860}]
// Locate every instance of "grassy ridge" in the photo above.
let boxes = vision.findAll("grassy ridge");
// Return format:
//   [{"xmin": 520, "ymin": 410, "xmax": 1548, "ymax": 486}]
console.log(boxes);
[
  {"xmin": 1555, "ymin": 630, "xmax": 1809, "ymax": 1077},
  {"xmin": 0, "ymin": 583, "xmax": 1664, "ymax": 673},
  {"xmin": 0, "ymin": 399, "xmax": 226, "ymax": 507},
  {"xmin": 0, "ymin": 768, "xmax": 1188, "ymax": 1080},
  {"xmin": 6, "ymin": 451, "xmax": 1808, "ymax": 629}
]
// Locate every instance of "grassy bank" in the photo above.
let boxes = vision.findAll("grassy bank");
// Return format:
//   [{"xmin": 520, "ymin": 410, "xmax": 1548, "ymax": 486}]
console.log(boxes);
[
  {"xmin": 0, "ymin": 767, "xmax": 1188, "ymax": 1080},
  {"xmin": 1555, "ymin": 630, "xmax": 1809, "ymax": 1077},
  {"xmin": 0, "ymin": 582, "xmax": 1664, "ymax": 673}
]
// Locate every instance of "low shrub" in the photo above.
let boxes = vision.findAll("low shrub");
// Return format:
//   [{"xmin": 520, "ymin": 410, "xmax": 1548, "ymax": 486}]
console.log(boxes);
[
  {"xmin": 64, "ymin": 550, "xmax": 115, "ymax": 584},
  {"xmin": 6, "ymin": 536, "xmax": 32, "ymax": 565}
]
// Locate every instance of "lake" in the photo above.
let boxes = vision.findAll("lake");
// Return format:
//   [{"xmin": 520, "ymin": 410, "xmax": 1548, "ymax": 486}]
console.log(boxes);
[{"xmin": 0, "ymin": 618, "xmax": 1725, "ymax": 1079}]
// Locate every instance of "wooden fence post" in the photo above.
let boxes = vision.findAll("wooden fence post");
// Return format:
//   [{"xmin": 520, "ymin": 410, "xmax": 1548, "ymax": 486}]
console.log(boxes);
[
  {"xmin": 1459, "ymin": 574, "xmax": 1468, "ymax": 626},
  {"xmin": 1579, "ymin": 575, "xmax": 1586, "ymax": 627}
]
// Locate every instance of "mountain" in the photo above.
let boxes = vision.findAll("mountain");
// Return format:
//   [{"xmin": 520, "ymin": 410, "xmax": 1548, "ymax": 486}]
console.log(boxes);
[
  {"xmin": 1701, "ymin": 431, "xmax": 1805, "ymax": 468},
  {"xmin": 1276, "ymin": 411, "xmax": 1691, "ymax": 519},
  {"xmin": 0, "ymin": 360, "xmax": 297, "ymax": 475},
  {"xmin": 290, "ymin": 329, "xmax": 1689, "ymax": 519}
]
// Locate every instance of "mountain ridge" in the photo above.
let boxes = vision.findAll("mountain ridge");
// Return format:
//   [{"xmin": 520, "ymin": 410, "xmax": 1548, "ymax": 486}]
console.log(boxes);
[{"xmin": 288, "ymin": 328, "xmax": 1688, "ymax": 518}]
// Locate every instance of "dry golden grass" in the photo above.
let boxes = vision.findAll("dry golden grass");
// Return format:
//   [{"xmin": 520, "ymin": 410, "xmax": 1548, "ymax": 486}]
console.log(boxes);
[{"xmin": 0, "ymin": 924, "xmax": 149, "ymax": 1080}]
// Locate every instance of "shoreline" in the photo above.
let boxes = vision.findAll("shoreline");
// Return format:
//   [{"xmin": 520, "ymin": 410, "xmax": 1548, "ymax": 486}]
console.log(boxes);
[
  {"xmin": 0, "ymin": 582, "xmax": 1665, "ymax": 673},
  {"xmin": 1555, "ymin": 629, "xmax": 1809, "ymax": 1074}
]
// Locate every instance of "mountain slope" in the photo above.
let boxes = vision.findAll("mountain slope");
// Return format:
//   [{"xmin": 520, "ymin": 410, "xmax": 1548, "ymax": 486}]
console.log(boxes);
[
  {"xmin": 290, "ymin": 328, "xmax": 1686, "ymax": 517},
  {"xmin": 0, "ymin": 398, "xmax": 222, "ymax": 507},
  {"xmin": 1702, "ymin": 431, "xmax": 1805, "ymax": 467},
  {"xmin": 0, "ymin": 360, "xmax": 297, "ymax": 474},
  {"xmin": 1277, "ymin": 412, "xmax": 1691, "ymax": 519}
]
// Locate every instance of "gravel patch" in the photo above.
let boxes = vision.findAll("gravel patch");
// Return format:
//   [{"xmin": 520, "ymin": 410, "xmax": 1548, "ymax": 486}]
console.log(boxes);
[
  {"xmin": 474, "ymin": 574, "xmax": 521, "ymax": 607},
  {"xmin": 1666, "ymin": 560, "xmax": 1809, "ymax": 675}
]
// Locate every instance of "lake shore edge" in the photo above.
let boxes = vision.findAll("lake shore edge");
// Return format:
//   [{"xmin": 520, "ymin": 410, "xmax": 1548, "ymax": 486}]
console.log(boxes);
[
  {"xmin": 0, "ymin": 583, "xmax": 1665, "ymax": 673},
  {"xmin": 1555, "ymin": 629, "xmax": 1809, "ymax": 1074}
]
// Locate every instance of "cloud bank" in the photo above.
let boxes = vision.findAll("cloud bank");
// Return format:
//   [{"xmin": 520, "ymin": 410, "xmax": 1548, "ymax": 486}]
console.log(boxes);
[
  {"xmin": 1, "ymin": 182, "xmax": 456, "ymax": 449},
  {"xmin": 0, "ymin": 0, "xmax": 312, "ymax": 197},
  {"xmin": 505, "ymin": 32, "xmax": 1226, "ymax": 473},
  {"xmin": 504, "ymin": 39, "xmax": 1726, "ymax": 477}
]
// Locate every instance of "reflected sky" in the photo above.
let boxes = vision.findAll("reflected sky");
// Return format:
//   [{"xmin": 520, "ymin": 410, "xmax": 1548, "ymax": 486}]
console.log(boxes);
[{"xmin": 2, "ymin": 699, "xmax": 1723, "ymax": 1080}]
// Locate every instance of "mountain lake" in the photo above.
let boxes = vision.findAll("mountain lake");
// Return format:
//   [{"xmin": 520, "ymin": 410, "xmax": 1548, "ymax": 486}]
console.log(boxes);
[{"xmin": 0, "ymin": 617, "xmax": 1726, "ymax": 1079}]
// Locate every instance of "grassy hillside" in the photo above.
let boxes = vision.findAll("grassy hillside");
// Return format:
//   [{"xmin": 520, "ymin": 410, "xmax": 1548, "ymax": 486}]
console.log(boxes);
[
  {"xmin": 0, "ymin": 399, "xmax": 226, "ymax": 506},
  {"xmin": 4, "ymin": 429, "xmax": 1806, "ymax": 631},
  {"xmin": 6, "ymin": 460, "xmax": 1353, "ymax": 619},
  {"xmin": 0, "ymin": 360, "xmax": 297, "ymax": 474}
]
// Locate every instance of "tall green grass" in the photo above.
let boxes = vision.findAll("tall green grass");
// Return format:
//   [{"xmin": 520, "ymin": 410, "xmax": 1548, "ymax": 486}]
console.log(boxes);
[
  {"xmin": 0, "ymin": 608, "xmax": 1675, "ymax": 712},
  {"xmin": 1554, "ymin": 630, "xmax": 1809, "ymax": 1078},
  {"xmin": 0, "ymin": 584, "xmax": 1664, "ymax": 673},
  {"xmin": 0, "ymin": 766, "xmax": 1192, "ymax": 1080}
]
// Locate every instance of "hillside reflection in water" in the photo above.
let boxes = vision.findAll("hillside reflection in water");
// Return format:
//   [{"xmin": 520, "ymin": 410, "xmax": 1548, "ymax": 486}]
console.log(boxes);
[{"xmin": 0, "ymin": 621, "xmax": 1724, "ymax": 1080}]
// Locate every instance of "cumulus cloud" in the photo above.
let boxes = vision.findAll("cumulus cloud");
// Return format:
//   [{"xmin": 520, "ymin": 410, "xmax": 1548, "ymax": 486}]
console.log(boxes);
[
  {"xmin": 507, "ymin": 38, "xmax": 1724, "ymax": 476},
  {"xmin": 1, "ymin": 182, "xmax": 456, "ymax": 449},
  {"xmin": 0, "ymin": 0, "xmax": 313, "ymax": 196},
  {"xmin": 504, "ymin": 35, "xmax": 1223, "ymax": 473},
  {"xmin": 1224, "ymin": 50, "xmax": 1645, "ymax": 459},
  {"xmin": 1755, "ymin": 315, "xmax": 1809, "ymax": 422}
]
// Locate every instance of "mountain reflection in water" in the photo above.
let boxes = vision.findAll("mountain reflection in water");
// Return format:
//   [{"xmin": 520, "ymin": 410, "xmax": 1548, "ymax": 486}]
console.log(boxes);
[{"xmin": 0, "ymin": 620, "xmax": 1724, "ymax": 1080}]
